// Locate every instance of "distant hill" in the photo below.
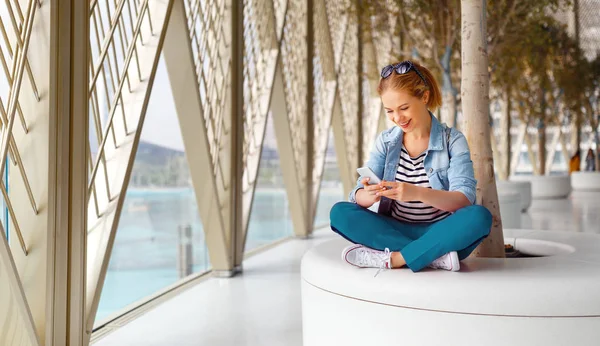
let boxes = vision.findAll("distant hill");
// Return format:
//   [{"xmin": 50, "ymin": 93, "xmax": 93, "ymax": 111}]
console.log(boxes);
[
  {"xmin": 135, "ymin": 141, "xmax": 186, "ymax": 165},
  {"xmin": 130, "ymin": 141, "xmax": 190, "ymax": 187}
]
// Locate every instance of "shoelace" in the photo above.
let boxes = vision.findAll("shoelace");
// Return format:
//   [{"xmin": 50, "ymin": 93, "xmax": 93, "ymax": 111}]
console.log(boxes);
[
  {"xmin": 430, "ymin": 255, "xmax": 448, "ymax": 269},
  {"xmin": 355, "ymin": 247, "xmax": 391, "ymax": 277},
  {"xmin": 356, "ymin": 247, "xmax": 390, "ymax": 267}
]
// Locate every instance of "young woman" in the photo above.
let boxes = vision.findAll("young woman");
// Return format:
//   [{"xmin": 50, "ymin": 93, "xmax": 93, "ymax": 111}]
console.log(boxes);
[{"xmin": 329, "ymin": 60, "xmax": 492, "ymax": 273}]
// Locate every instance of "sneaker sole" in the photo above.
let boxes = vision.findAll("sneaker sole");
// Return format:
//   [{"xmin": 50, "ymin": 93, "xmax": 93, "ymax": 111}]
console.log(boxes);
[{"xmin": 341, "ymin": 244, "xmax": 364, "ymax": 268}]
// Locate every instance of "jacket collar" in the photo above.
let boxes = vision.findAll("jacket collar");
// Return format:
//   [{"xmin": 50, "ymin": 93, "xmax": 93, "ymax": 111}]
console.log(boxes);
[
  {"xmin": 383, "ymin": 112, "xmax": 445, "ymax": 151},
  {"xmin": 428, "ymin": 112, "xmax": 445, "ymax": 151}
]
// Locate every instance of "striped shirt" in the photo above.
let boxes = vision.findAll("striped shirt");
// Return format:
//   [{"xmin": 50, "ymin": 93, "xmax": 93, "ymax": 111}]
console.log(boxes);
[{"xmin": 391, "ymin": 148, "xmax": 450, "ymax": 223}]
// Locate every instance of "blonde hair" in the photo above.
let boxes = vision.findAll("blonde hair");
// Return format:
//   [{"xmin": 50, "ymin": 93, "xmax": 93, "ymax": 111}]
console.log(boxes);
[{"xmin": 377, "ymin": 61, "xmax": 442, "ymax": 111}]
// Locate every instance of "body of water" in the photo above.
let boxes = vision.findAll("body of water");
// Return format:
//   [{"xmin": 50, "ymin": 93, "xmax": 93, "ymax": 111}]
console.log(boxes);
[{"xmin": 96, "ymin": 186, "xmax": 344, "ymax": 323}]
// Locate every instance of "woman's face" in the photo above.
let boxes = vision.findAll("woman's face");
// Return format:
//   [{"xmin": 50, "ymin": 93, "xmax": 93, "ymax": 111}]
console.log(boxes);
[{"xmin": 381, "ymin": 89, "xmax": 429, "ymax": 133}]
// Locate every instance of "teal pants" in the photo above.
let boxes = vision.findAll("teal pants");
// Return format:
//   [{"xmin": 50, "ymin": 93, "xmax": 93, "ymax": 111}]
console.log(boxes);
[{"xmin": 329, "ymin": 202, "xmax": 493, "ymax": 272}]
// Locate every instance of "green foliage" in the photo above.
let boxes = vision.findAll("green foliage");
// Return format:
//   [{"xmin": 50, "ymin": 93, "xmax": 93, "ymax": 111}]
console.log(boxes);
[
  {"xmin": 349, "ymin": 0, "xmax": 462, "ymax": 91},
  {"xmin": 355, "ymin": 0, "xmax": 585, "ymax": 128},
  {"xmin": 580, "ymin": 55, "xmax": 600, "ymax": 130},
  {"xmin": 487, "ymin": 0, "xmax": 572, "ymax": 111},
  {"xmin": 505, "ymin": 16, "xmax": 590, "ymax": 128}
]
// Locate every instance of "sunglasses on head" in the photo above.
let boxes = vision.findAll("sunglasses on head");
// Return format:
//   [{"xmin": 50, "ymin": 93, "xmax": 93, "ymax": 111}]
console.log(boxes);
[{"xmin": 380, "ymin": 61, "xmax": 428, "ymax": 86}]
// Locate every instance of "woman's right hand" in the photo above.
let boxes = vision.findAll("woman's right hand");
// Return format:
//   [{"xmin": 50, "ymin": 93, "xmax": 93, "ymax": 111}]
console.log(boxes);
[{"xmin": 355, "ymin": 177, "xmax": 383, "ymax": 207}]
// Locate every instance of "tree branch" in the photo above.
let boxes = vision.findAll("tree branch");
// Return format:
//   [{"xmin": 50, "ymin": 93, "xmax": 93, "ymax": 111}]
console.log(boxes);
[
  {"xmin": 491, "ymin": 0, "xmax": 519, "ymax": 55},
  {"xmin": 414, "ymin": 15, "xmax": 440, "ymax": 64},
  {"xmin": 448, "ymin": 3, "xmax": 458, "ymax": 48},
  {"xmin": 397, "ymin": 9, "xmax": 419, "ymax": 49}
]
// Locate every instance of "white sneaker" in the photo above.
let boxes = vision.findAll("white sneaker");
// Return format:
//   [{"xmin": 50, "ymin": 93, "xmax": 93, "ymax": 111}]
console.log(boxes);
[
  {"xmin": 428, "ymin": 251, "xmax": 460, "ymax": 271},
  {"xmin": 342, "ymin": 245, "xmax": 391, "ymax": 269}
]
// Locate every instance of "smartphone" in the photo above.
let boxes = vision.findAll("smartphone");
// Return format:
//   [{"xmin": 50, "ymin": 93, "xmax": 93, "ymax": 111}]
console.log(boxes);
[{"xmin": 356, "ymin": 167, "xmax": 382, "ymax": 185}]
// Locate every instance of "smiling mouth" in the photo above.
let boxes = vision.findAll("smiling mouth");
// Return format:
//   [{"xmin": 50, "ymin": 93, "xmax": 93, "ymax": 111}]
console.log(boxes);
[{"xmin": 399, "ymin": 119, "xmax": 411, "ymax": 127}]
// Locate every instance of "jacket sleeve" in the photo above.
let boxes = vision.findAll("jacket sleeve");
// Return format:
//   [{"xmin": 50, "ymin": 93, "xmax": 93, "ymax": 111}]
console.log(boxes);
[
  {"xmin": 348, "ymin": 132, "xmax": 387, "ymax": 203},
  {"xmin": 447, "ymin": 130, "xmax": 477, "ymax": 204}
]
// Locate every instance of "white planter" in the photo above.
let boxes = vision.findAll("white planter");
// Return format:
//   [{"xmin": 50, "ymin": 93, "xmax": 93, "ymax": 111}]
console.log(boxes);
[
  {"xmin": 302, "ymin": 231, "xmax": 600, "ymax": 346},
  {"xmin": 509, "ymin": 175, "xmax": 571, "ymax": 199},
  {"xmin": 496, "ymin": 180, "xmax": 532, "ymax": 212},
  {"xmin": 498, "ymin": 191, "xmax": 521, "ymax": 228},
  {"xmin": 571, "ymin": 172, "xmax": 600, "ymax": 191}
]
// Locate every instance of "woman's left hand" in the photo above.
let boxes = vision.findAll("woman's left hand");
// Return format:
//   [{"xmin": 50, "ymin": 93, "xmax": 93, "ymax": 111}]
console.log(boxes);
[{"xmin": 375, "ymin": 181, "xmax": 421, "ymax": 202}]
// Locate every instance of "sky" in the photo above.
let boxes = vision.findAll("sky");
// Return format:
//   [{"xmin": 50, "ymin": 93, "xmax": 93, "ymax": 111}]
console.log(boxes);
[{"xmin": 141, "ymin": 56, "xmax": 185, "ymax": 152}]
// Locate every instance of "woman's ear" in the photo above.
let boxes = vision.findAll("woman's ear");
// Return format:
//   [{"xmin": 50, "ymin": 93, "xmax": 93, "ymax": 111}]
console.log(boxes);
[{"xmin": 422, "ymin": 91, "xmax": 430, "ymax": 104}]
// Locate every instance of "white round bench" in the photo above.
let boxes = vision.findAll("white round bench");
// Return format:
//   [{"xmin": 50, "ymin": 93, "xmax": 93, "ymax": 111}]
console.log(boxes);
[
  {"xmin": 571, "ymin": 171, "xmax": 600, "ymax": 191},
  {"xmin": 301, "ymin": 230, "xmax": 600, "ymax": 346},
  {"xmin": 498, "ymin": 191, "xmax": 521, "ymax": 228},
  {"xmin": 509, "ymin": 175, "xmax": 571, "ymax": 199},
  {"xmin": 496, "ymin": 180, "xmax": 532, "ymax": 212}
]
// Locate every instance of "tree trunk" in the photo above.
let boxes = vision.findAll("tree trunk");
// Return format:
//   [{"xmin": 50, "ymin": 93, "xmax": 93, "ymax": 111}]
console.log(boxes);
[
  {"xmin": 596, "ymin": 101, "xmax": 600, "ymax": 172},
  {"xmin": 569, "ymin": 0, "xmax": 581, "ymax": 158},
  {"xmin": 588, "ymin": 103, "xmax": 600, "ymax": 172},
  {"xmin": 500, "ymin": 90, "xmax": 511, "ymax": 180},
  {"xmin": 539, "ymin": 88, "xmax": 549, "ymax": 175},
  {"xmin": 594, "ymin": 121, "xmax": 600, "ymax": 172},
  {"xmin": 595, "ymin": 131, "xmax": 600, "ymax": 172},
  {"xmin": 523, "ymin": 127, "xmax": 540, "ymax": 175},
  {"xmin": 441, "ymin": 90, "xmax": 457, "ymax": 128},
  {"xmin": 461, "ymin": 0, "xmax": 505, "ymax": 258},
  {"xmin": 537, "ymin": 121, "xmax": 547, "ymax": 175},
  {"xmin": 440, "ymin": 46, "xmax": 458, "ymax": 128},
  {"xmin": 570, "ymin": 112, "xmax": 581, "ymax": 157}
]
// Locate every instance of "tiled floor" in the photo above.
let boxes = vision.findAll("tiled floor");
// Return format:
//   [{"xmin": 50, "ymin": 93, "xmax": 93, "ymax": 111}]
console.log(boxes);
[{"xmin": 93, "ymin": 191, "xmax": 600, "ymax": 346}]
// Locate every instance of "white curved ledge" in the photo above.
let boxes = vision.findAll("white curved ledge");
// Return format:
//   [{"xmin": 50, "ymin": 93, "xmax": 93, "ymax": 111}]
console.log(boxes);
[
  {"xmin": 301, "ymin": 230, "xmax": 600, "ymax": 346},
  {"xmin": 496, "ymin": 180, "xmax": 532, "ymax": 212},
  {"xmin": 571, "ymin": 172, "xmax": 600, "ymax": 191},
  {"xmin": 509, "ymin": 175, "xmax": 571, "ymax": 199}
]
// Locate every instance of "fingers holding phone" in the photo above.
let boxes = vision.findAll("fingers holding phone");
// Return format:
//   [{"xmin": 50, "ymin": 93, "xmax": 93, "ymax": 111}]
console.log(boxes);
[
  {"xmin": 360, "ymin": 177, "xmax": 384, "ymax": 201},
  {"xmin": 356, "ymin": 167, "xmax": 385, "ymax": 205}
]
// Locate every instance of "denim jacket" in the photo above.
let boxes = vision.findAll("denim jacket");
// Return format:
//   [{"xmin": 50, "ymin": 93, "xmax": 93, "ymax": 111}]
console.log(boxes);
[{"xmin": 349, "ymin": 113, "xmax": 477, "ymax": 216}]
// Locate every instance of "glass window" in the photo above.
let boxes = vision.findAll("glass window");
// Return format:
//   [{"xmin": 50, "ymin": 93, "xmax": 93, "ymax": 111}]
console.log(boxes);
[
  {"xmin": 314, "ymin": 129, "xmax": 344, "ymax": 228},
  {"xmin": 245, "ymin": 114, "xmax": 293, "ymax": 252},
  {"xmin": 1, "ymin": 160, "xmax": 7, "ymax": 240},
  {"xmin": 95, "ymin": 57, "xmax": 209, "ymax": 324}
]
